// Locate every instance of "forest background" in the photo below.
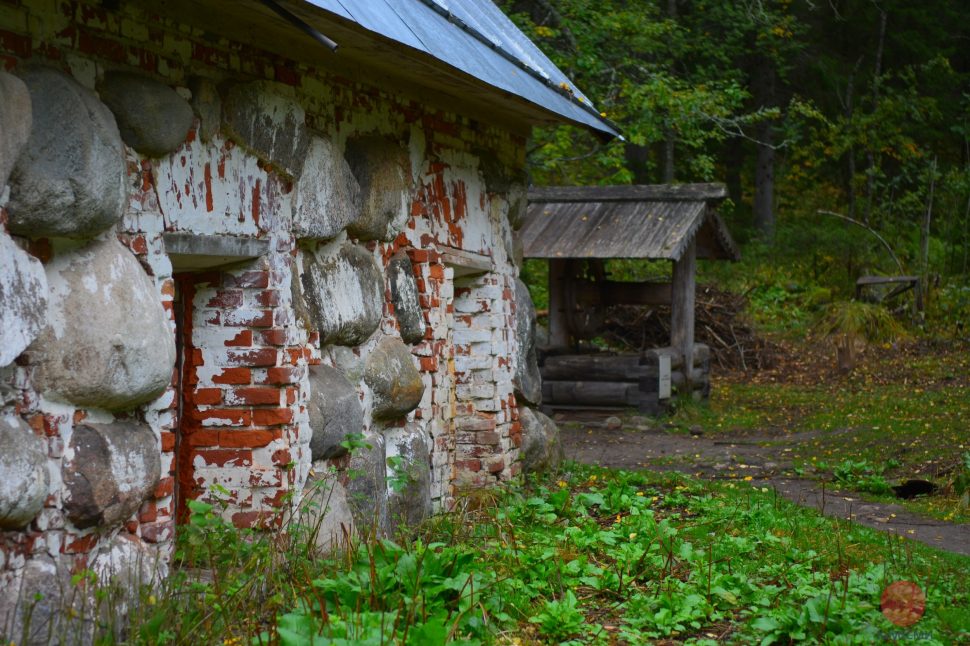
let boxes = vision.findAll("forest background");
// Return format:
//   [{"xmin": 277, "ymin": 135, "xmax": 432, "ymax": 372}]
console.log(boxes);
[{"xmin": 504, "ymin": 0, "xmax": 970, "ymax": 333}]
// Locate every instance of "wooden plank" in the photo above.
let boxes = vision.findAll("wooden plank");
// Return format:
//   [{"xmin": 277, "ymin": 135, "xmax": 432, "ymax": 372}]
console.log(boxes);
[
  {"xmin": 644, "ymin": 344, "xmax": 710, "ymax": 370},
  {"xmin": 528, "ymin": 183, "xmax": 727, "ymax": 203},
  {"xmin": 547, "ymin": 259, "xmax": 570, "ymax": 347},
  {"xmin": 541, "ymin": 354, "xmax": 658, "ymax": 381},
  {"xmin": 670, "ymin": 240, "xmax": 697, "ymax": 384},
  {"xmin": 856, "ymin": 275, "xmax": 919, "ymax": 286},
  {"xmin": 540, "ymin": 396, "xmax": 662, "ymax": 415},
  {"xmin": 670, "ymin": 368, "xmax": 707, "ymax": 388},
  {"xmin": 573, "ymin": 280, "xmax": 672, "ymax": 306},
  {"xmin": 855, "ymin": 275, "xmax": 920, "ymax": 301},
  {"xmin": 440, "ymin": 247, "xmax": 494, "ymax": 277},
  {"xmin": 543, "ymin": 380, "xmax": 646, "ymax": 407},
  {"xmin": 540, "ymin": 403, "xmax": 626, "ymax": 412}
]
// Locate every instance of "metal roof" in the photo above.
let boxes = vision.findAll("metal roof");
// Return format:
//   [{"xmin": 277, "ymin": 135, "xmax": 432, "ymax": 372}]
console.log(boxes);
[
  {"xmin": 302, "ymin": 0, "xmax": 620, "ymax": 138},
  {"xmin": 520, "ymin": 185, "xmax": 740, "ymax": 261}
]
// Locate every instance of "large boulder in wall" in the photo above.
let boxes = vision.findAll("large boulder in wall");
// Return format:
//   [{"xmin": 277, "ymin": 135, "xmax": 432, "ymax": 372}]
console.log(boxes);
[
  {"xmin": 292, "ymin": 136, "xmax": 361, "ymax": 240},
  {"xmin": 99, "ymin": 72, "xmax": 194, "ymax": 157},
  {"xmin": 0, "ymin": 231, "xmax": 48, "ymax": 367},
  {"xmin": 385, "ymin": 422, "xmax": 432, "ymax": 531},
  {"xmin": 0, "ymin": 416, "xmax": 49, "ymax": 530},
  {"xmin": 344, "ymin": 430, "xmax": 388, "ymax": 535},
  {"xmin": 387, "ymin": 252, "xmax": 426, "ymax": 344},
  {"xmin": 512, "ymin": 278, "xmax": 542, "ymax": 406},
  {"xmin": 345, "ymin": 137, "xmax": 412, "ymax": 241},
  {"xmin": 222, "ymin": 80, "xmax": 310, "ymax": 179},
  {"xmin": 188, "ymin": 76, "xmax": 221, "ymax": 143},
  {"xmin": 302, "ymin": 468, "xmax": 356, "ymax": 552},
  {"xmin": 364, "ymin": 336, "xmax": 424, "ymax": 421},
  {"xmin": 519, "ymin": 407, "xmax": 563, "ymax": 475},
  {"xmin": 506, "ymin": 184, "xmax": 528, "ymax": 230},
  {"xmin": 63, "ymin": 421, "xmax": 160, "ymax": 529},
  {"xmin": 6, "ymin": 66, "xmax": 127, "ymax": 239},
  {"xmin": 0, "ymin": 558, "xmax": 78, "ymax": 646},
  {"xmin": 306, "ymin": 364, "xmax": 364, "ymax": 461},
  {"xmin": 301, "ymin": 243, "xmax": 383, "ymax": 346},
  {"xmin": 91, "ymin": 533, "xmax": 167, "ymax": 601},
  {"xmin": 0, "ymin": 70, "xmax": 32, "ymax": 189},
  {"xmin": 28, "ymin": 237, "xmax": 176, "ymax": 411}
]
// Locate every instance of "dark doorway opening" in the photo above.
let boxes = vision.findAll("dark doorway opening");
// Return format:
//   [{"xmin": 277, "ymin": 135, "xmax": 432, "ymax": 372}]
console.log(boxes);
[{"xmin": 172, "ymin": 274, "xmax": 197, "ymax": 526}]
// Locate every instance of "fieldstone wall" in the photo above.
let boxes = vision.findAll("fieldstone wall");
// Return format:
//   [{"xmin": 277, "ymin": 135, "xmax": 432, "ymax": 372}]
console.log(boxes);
[{"xmin": 0, "ymin": 0, "xmax": 539, "ymax": 633}]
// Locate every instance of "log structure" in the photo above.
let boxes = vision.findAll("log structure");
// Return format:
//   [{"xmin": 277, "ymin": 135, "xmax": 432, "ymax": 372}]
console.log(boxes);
[
  {"xmin": 520, "ymin": 184, "xmax": 738, "ymax": 407},
  {"xmin": 537, "ymin": 343, "xmax": 710, "ymax": 413}
]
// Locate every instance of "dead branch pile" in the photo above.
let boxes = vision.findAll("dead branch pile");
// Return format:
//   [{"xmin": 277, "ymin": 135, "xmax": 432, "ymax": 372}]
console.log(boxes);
[{"xmin": 599, "ymin": 285, "xmax": 785, "ymax": 372}]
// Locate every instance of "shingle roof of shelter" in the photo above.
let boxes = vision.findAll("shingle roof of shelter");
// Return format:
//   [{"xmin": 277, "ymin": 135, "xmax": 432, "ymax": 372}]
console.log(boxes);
[
  {"xmin": 521, "ymin": 184, "xmax": 740, "ymax": 261},
  {"xmin": 148, "ymin": 0, "xmax": 619, "ymax": 138}
]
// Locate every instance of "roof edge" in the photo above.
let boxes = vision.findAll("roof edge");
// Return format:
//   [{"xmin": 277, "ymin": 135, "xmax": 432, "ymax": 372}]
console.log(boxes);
[
  {"xmin": 413, "ymin": 0, "xmax": 621, "ymax": 138},
  {"xmin": 529, "ymin": 183, "xmax": 728, "ymax": 203},
  {"xmin": 704, "ymin": 209, "xmax": 742, "ymax": 262}
]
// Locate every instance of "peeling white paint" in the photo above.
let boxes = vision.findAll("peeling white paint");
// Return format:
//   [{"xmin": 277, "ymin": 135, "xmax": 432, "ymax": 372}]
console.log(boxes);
[{"xmin": 154, "ymin": 135, "xmax": 288, "ymax": 237}]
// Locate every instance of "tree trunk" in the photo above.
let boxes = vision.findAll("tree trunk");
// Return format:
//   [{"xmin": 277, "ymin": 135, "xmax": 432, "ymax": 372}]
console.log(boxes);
[
  {"xmin": 844, "ymin": 57, "xmax": 862, "ymax": 219},
  {"xmin": 754, "ymin": 125, "xmax": 775, "ymax": 237},
  {"xmin": 663, "ymin": 0, "xmax": 677, "ymax": 183},
  {"xmin": 918, "ymin": 160, "xmax": 937, "ymax": 315},
  {"xmin": 963, "ymin": 139, "xmax": 969, "ymax": 275},
  {"xmin": 724, "ymin": 139, "xmax": 743, "ymax": 206},
  {"xmin": 623, "ymin": 143, "xmax": 652, "ymax": 184},
  {"xmin": 963, "ymin": 185, "xmax": 970, "ymax": 276},
  {"xmin": 836, "ymin": 335, "xmax": 857, "ymax": 373},
  {"xmin": 663, "ymin": 129, "xmax": 675, "ymax": 183},
  {"xmin": 753, "ymin": 56, "xmax": 776, "ymax": 238},
  {"xmin": 864, "ymin": 10, "xmax": 888, "ymax": 226}
]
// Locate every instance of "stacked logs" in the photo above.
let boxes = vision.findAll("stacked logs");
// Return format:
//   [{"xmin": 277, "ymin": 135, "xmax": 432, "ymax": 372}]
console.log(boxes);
[{"xmin": 538, "ymin": 343, "xmax": 710, "ymax": 413}]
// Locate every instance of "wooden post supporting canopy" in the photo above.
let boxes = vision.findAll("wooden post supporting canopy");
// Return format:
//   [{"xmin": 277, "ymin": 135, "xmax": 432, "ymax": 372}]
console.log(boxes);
[
  {"xmin": 670, "ymin": 238, "xmax": 696, "ymax": 388},
  {"xmin": 548, "ymin": 258, "xmax": 569, "ymax": 348}
]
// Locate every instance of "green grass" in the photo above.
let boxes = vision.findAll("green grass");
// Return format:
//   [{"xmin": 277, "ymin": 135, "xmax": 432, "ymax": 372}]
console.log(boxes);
[
  {"xmin": 9, "ymin": 465, "xmax": 967, "ymax": 645},
  {"xmin": 666, "ymin": 358, "xmax": 970, "ymax": 522}
]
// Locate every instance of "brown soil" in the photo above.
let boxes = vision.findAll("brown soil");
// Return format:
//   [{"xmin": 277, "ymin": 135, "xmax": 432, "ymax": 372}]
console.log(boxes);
[{"xmin": 559, "ymin": 414, "xmax": 970, "ymax": 557}]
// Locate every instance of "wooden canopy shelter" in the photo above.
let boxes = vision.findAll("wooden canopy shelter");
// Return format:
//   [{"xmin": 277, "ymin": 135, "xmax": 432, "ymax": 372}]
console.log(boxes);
[{"xmin": 520, "ymin": 183, "xmax": 738, "ymax": 407}]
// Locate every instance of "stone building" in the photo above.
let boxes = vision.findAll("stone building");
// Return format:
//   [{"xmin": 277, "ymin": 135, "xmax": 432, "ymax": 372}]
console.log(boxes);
[{"xmin": 0, "ymin": 0, "xmax": 616, "ymax": 632}]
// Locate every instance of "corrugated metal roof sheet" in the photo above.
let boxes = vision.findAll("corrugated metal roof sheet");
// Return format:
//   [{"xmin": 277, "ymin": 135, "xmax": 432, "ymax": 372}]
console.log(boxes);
[
  {"xmin": 302, "ymin": 0, "xmax": 619, "ymax": 138},
  {"xmin": 520, "ymin": 186, "xmax": 739, "ymax": 261}
]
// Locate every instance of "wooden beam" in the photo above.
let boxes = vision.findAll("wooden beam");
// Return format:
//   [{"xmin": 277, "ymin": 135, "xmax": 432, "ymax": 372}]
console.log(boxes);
[
  {"xmin": 542, "ymin": 380, "xmax": 646, "ymax": 407},
  {"xmin": 670, "ymin": 239, "xmax": 696, "ymax": 387},
  {"xmin": 528, "ymin": 183, "xmax": 727, "ymax": 204},
  {"xmin": 573, "ymin": 280, "xmax": 672, "ymax": 306},
  {"xmin": 645, "ymin": 344, "xmax": 710, "ymax": 371},
  {"xmin": 440, "ymin": 247, "xmax": 494, "ymax": 277},
  {"xmin": 541, "ymin": 354, "xmax": 658, "ymax": 382},
  {"xmin": 856, "ymin": 275, "xmax": 920, "ymax": 286},
  {"xmin": 547, "ymin": 259, "xmax": 570, "ymax": 348}
]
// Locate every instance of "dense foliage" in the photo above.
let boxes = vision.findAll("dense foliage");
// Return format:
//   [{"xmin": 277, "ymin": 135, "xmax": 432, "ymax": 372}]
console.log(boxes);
[
  {"xmin": 505, "ymin": 0, "xmax": 970, "ymax": 309},
  {"xmin": 16, "ymin": 465, "xmax": 967, "ymax": 644}
]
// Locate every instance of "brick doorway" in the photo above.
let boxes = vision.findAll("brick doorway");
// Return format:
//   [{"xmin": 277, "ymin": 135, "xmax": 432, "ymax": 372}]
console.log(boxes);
[{"xmin": 170, "ymin": 267, "xmax": 295, "ymax": 528}]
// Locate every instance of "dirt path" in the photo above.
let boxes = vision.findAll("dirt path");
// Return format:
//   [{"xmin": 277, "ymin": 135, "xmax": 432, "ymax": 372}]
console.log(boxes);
[{"xmin": 559, "ymin": 416, "xmax": 970, "ymax": 557}]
